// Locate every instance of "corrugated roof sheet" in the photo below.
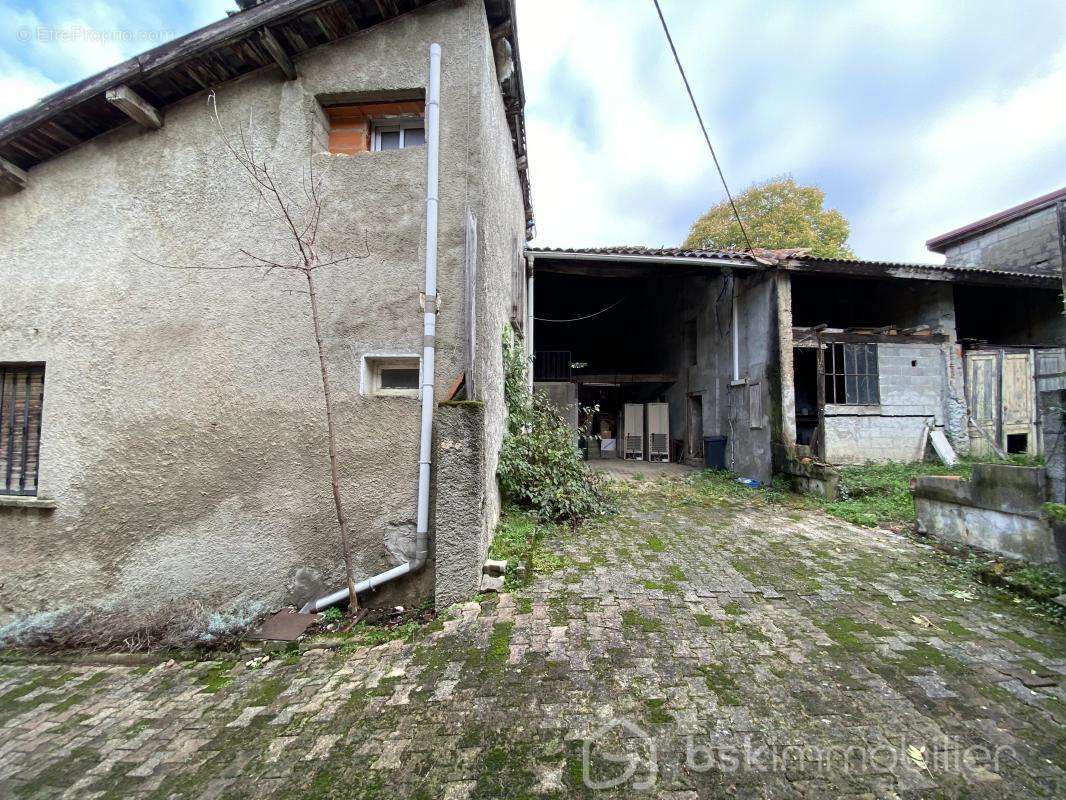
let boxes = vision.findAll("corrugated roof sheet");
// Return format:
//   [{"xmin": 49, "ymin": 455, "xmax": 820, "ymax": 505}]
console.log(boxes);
[
  {"xmin": 527, "ymin": 246, "xmax": 760, "ymax": 261},
  {"xmin": 527, "ymin": 246, "xmax": 1059, "ymax": 282},
  {"xmin": 800, "ymin": 256, "xmax": 1057, "ymax": 281}
]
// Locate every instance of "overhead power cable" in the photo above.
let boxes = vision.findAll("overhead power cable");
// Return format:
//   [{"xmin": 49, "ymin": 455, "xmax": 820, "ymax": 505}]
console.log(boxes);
[
  {"xmin": 534, "ymin": 296, "xmax": 627, "ymax": 323},
  {"xmin": 651, "ymin": 0, "xmax": 754, "ymax": 254}
]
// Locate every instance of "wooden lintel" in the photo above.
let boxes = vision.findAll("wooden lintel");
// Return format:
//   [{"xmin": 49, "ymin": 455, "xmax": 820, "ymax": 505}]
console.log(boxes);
[
  {"xmin": 105, "ymin": 85, "xmax": 162, "ymax": 130},
  {"xmin": 573, "ymin": 373, "xmax": 676, "ymax": 384},
  {"xmin": 0, "ymin": 157, "xmax": 28, "ymax": 190},
  {"xmin": 259, "ymin": 28, "xmax": 296, "ymax": 80}
]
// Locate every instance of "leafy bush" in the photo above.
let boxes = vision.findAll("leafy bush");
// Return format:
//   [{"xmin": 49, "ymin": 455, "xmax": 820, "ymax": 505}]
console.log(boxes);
[
  {"xmin": 969, "ymin": 559, "xmax": 1066, "ymax": 603},
  {"xmin": 0, "ymin": 600, "xmax": 266, "ymax": 654},
  {"xmin": 320, "ymin": 607, "xmax": 344, "ymax": 623},
  {"xmin": 1043, "ymin": 502, "xmax": 1066, "ymax": 523},
  {"xmin": 496, "ymin": 326, "xmax": 612, "ymax": 523}
]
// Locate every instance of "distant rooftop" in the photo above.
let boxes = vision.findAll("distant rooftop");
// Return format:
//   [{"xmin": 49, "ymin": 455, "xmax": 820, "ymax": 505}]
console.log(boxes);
[{"xmin": 926, "ymin": 186, "xmax": 1066, "ymax": 252}]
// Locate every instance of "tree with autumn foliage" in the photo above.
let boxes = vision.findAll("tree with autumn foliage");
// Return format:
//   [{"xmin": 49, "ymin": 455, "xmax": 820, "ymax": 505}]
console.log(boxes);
[{"xmin": 683, "ymin": 176, "xmax": 854, "ymax": 258}]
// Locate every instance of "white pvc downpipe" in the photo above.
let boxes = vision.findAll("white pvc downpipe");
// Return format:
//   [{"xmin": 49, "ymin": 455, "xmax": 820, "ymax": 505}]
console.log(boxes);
[
  {"xmin": 413, "ymin": 41, "xmax": 442, "ymax": 572},
  {"xmin": 302, "ymin": 43, "xmax": 442, "ymax": 614}
]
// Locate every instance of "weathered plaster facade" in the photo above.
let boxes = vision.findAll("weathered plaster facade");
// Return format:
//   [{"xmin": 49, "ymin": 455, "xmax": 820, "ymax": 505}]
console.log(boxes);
[
  {"xmin": 0, "ymin": 1, "xmax": 525, "ymax": 619},
  {"xmin": 661, "ymin": 271, "xmax": 775, "ymax": 482}
]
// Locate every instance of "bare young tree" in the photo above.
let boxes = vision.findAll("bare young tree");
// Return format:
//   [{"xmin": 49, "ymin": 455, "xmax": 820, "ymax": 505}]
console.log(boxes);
[{"xmin": 143, "ymin": 92, "xmax": 368, "ymax": 614}]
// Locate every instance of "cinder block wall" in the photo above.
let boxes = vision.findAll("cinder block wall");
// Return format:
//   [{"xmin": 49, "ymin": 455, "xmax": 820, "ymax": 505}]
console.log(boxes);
[
  {"xmin": 823, "ymin": 342, "xmax": 948, "ymax": 464},
  {"xmin": 942, "ymin": 206, "xmax": 1062, "ymax": 276}
]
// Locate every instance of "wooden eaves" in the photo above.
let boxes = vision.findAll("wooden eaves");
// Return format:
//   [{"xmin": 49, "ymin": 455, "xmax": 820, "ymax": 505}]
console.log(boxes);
[{"xmin": 0, "ymin": 0, "xmax": 532, "ymax": 226}]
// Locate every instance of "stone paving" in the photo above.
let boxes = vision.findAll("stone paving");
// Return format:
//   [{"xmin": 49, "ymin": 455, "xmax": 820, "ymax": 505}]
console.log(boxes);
[{"xmin": 1, "ymin": 474, "xmax": 1065, "ymax": 799}]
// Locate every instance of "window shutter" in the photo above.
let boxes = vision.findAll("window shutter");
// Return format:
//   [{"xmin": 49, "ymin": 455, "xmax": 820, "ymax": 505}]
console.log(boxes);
[{"xmin": 0, "ymin": 364, "xmax": 46, "ymax": 496}]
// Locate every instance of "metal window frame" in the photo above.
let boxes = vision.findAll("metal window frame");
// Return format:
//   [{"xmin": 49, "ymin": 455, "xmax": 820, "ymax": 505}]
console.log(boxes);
[
  {"xmin": 0, "ymin": 362, "xmax": 45, "ymax": 497},
  {"xmin": 824, "ymin": 342, "xmax": 879, "ymax": 405}
]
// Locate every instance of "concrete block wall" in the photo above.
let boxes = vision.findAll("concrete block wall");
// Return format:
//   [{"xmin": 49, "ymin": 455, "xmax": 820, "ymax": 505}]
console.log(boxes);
[
  {"xmin": 823, "ymin": 342, "xmax": 948, "ymax": 465},
  {"xmin": 942, "ymin": 206, "xmax": 1062, "ymax": 276},
  {"xmin": 877, "ymin": 344, "xmax": 945, "ymax": 420},
  {"xmin": 824, "ymin": 416, "xmax": 930, "ymax": 464}
]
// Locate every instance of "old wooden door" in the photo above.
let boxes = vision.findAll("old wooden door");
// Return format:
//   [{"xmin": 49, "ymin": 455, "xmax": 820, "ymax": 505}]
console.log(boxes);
[
  {"xmin": 965, "ymin": 351, "xmax": 999, "ymax": 456},
  {"xmin": 1002, "ymin": 352, "xmax": 1035, "ymax": 454}
]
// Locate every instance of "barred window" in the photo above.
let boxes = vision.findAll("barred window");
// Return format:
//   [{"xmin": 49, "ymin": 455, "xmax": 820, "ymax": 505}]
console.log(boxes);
[
  {"xmin": 825, "ymin": 343, "xmax": 879, "ymax": 405},
  {"xmin": 0, "ymin": 363, "xmax": 46, "ymax": 496}
]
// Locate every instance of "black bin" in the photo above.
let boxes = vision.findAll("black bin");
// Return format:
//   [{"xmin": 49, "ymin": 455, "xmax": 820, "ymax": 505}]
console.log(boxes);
[{"xmin": 704, "ymin": 436, "xmax": 727, "ymax": 470}]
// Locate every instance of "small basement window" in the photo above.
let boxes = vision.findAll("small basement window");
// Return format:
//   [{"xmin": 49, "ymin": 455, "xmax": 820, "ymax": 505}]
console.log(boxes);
[
  {"xmin": 363, "ymin": 356, "xmax": 421, "ymax": 398},
  {"xmin": 0, "ymin": 363, "xmax": 46, "ymax": 496}
]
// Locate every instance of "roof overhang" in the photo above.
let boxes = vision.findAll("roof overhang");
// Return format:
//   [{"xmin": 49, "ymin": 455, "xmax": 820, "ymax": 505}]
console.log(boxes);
[
  {"xmin": 0, "ymin": 0, "xmax": 532, "ymax": 228},
  {"xmin": 526, "ymin": 248, "xmax": 762, "ymax": 278}
]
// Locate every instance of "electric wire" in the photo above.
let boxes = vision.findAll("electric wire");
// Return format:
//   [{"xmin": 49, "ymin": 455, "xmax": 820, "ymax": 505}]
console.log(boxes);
[
  {"xmin": 534, "ymin": 296, "xmax": 627, "ymax": 323},
  {"xmin": 651, "ymin": 0, "xmax": 754, "ymax": 254}
]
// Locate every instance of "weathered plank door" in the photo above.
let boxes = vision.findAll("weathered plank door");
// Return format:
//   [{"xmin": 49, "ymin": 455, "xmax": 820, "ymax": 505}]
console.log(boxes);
[
  {"xmin": 1036, "ymin": 348, "xmax": 1065, "ymax": 392},
  {"xmin": 965, "ymin": 351, "xmax": 999, "ymax": 456},
  {"xmin": 1001, "ymin": 352, "xmax": 1035, "ymax": 454}
]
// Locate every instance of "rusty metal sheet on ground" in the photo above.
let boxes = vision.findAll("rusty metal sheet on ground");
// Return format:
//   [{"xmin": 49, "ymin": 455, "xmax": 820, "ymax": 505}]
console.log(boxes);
[{"xmin": 247, "ymin": 611, "xmax": 316, "ymax": 641}]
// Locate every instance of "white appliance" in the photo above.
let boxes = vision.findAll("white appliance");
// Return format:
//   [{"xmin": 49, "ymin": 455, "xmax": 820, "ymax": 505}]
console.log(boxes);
[
  {"xmin": 623, "ymin": 403, "xmax": 644, "ymax": 460},
  {"xmin": 646, "ymin": 402, "xmax": 670, "ymax": 462}
]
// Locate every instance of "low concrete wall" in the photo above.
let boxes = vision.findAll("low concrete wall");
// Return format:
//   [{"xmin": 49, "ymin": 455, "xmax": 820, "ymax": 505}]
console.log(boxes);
[
  {"xmin": 433, "ymin": 402, "xmax": 490, "ymax": 609},
  {"xmin": 1041, "ymin": 389, "xmax": 1065, "ymax": 504},
  {"xmin": 776, "ymin": 446, "xmax": 840, "ymax": 500},
  {"xmin": 912, "ymin": 463, "xmax": 1062, "ymax": 565}
]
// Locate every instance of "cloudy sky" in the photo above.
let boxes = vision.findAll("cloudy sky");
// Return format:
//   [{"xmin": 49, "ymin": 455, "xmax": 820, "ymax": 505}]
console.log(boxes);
[{"xmin": 2, "ymin": 0, "xmax": 1064, "ymax": 262}]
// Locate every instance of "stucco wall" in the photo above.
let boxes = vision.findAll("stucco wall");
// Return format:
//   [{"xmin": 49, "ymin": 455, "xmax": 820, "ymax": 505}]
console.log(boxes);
[
  {"xmin": 941, "ymin": 205, "xmax": 1062, "ymax": 276},
  {"xmin": 469, "ymin": 21, "xmax": 526, "ymax": 571},
  {"xmin": 662, "ymin": 271, "xmax": 774, "ymax": 482},
  {"xmin": 0, "ymin": 1, "xmax": 521, "ymax": 619}
]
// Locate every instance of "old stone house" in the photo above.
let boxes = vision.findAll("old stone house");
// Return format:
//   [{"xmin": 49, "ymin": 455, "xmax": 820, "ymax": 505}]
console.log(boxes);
[
  {"xmin": 0, "ymin": 0, "xmax": 531, "ymax": 620},
  {"xmin": 2, "ymin": 0, "xmax": 1062, "ymax": 624}
]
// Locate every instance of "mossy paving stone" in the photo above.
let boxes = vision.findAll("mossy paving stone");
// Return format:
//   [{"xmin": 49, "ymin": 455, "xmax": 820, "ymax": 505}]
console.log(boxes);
[{"xmin": 2, "ymin": 474, "xmax": 1065, "ymax": 797}]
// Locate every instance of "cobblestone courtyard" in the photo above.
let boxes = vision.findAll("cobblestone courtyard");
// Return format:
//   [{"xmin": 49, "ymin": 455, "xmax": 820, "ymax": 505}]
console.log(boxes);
[{"xmin": 2, "ymin": 475, "xmax": 1064, "ymax": 798}]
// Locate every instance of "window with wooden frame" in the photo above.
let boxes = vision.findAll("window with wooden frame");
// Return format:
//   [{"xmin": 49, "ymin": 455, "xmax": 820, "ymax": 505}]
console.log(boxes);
[
  {"xmin": 824, "ymin": 342, "xmax": 879, "ymax": 405},
  {"xmin": 0, "ymin": 363, "xmax": 46, "ymax": 496},
  {"xmin": 323, "ymin": 100, "xmax": 425, "ymax": 156}
]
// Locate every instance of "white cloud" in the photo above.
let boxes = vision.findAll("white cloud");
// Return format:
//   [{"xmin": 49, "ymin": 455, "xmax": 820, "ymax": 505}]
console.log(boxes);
[
  {"xmin": 0, "ymin": 65, "xmax": 59, "ymax": 118},
  {"xmin": 860, "ymin": 46, "xmax": 1066, "ymax": 261},
  {"xmin": 0, "ymin": 1, "xmax": 235, "ymax": 119},
  {"xmin": 519, "ymin": 0, "xmax": 1066, "ymax": 261}
]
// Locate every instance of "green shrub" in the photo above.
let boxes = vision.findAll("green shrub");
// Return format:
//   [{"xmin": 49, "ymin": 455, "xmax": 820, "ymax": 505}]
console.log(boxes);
[
  {"xmin": 823, "ymin": 461, "xmax": 970, "ymax": 527},
  {"xmin": 1043, "ymin": 502, "xmax": 1066, "ymax": 523},
  {"xmin": 496, "ymin": 326, "xmax": 611, "ymax": 523}
]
